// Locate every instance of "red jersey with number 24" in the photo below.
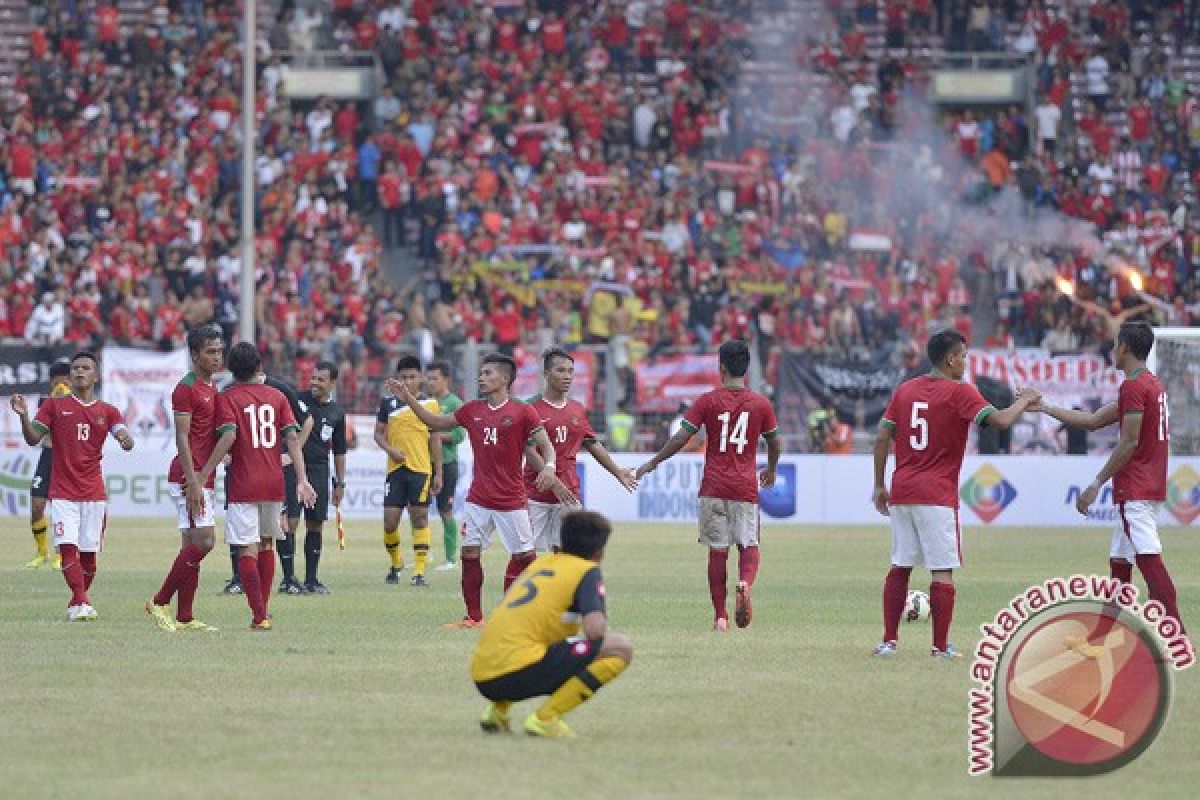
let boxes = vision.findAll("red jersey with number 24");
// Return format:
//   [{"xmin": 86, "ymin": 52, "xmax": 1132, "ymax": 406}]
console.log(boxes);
[
  {"xmin": 683, "ymin": 388, "xmax": 779, "ymax": 503},
  {"xmin": 1114, "ymin": 369, "xmax": 1168, "ymax": 502},
  {"xmin": 883, "ymin": 375, "xmax": 993, "ymax": 508},
  {"xmin": 523, "ymin": 397, "xmax": 597, "ymax": 503},
  {"xmin": 32, "ymin": 395, "xmax": 126, "ymax": 501},
  {"xmin": 455, "ymin": 398, "xmax": 544, "ymax": 511},
  {"xmin": 216, "ymin": 383, "xmax": 299, "ymax": 503},
  {"xmin": 168, "ymin": 372, "xmax": 219, "ymax": 488}
]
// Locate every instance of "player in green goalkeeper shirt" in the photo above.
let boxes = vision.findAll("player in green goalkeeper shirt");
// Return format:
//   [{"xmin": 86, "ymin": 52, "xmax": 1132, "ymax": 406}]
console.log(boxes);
[{"xmin": 427, "ymin": 361, "xmax": 465, "ymax": 570}]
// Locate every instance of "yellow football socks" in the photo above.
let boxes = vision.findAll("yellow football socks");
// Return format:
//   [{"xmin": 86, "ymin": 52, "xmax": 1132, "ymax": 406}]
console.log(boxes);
[
  {"xmin": 384, "ymin": 530, "xmax": 403, "ymax": 568},
  {"xmin": 536, "ymin": 656, "xmax": 628, "ymax": 721},
  {"xmin": 413, "ymin": 526, "xmax": 431, "ymax": 576},
  {"xmin": 32, "ymin": 518, "xmax": 49, "ymax": 557}
]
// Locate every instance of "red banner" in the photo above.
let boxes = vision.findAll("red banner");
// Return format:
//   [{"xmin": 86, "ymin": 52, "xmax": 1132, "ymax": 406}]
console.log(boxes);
[
  {"xmin": 635, "ymin": 354, "xmax": 721, "ymax": 412},
  {"xmin": 513, "ymin": 350, "xmax": 595, "ymax": 409}
]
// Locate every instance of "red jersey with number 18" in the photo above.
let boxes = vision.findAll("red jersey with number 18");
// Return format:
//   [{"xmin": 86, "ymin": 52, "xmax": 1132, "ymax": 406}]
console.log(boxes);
[
  {"xmin": 882, "ymin": 375, "xmax": 994, "ymax": 507},
  {"xmin": 682, "ymin": 387, "xmax": 779, "ymax": 503},
  {"xmin": 522, "ymin": 397, "xmax": 597, "ymax": 503},
  {"xmin": 1114, "ymin": 369, "xmax": 1168, "ymax": 502},
  {"xmin": 454, "ymin": 398, "xmax": 544, "ymax": 511},
  {"xmin": 32, "ymin": 395, "xmax": 126, "ymax": 501},
  {"xmin": 216, "ymin": 382, "xmax": 299, "ymax": 503}
]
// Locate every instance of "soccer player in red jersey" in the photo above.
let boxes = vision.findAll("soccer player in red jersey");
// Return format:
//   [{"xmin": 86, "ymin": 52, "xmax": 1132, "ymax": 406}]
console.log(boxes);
[
  {"xmin": 873, "ymin": 330, "xmax": 1038, "ymax": 659},
  {"xmin": 523, "ymin": 348, "xmax": 638, "ymax": 552},
  {"xmin": 635, "ymin": 340, "xmax": 781, "ymax": 631},
  {"xmin": 1034, "ymin": 322, "xmax": 1186, "ymax": 633},
  {"xmin": 147, "ymin": 324, "xmax": 225, "ymax": 633},
  {"xmin": 391, "ymin": 353, "xmax": 560, "ymax": 628},
  {"xmin": 196, "ymin": 343, "xmax": 316, "ymax": 630},
  {"xmin": 11, "ymin": 351, "xmax": 135, "ymax": 621}
]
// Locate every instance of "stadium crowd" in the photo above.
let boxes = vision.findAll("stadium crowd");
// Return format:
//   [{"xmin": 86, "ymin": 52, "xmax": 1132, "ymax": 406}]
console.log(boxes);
[{"xmin": 0, "ymin": 0, "xmax": 1199, "ymax": 420}]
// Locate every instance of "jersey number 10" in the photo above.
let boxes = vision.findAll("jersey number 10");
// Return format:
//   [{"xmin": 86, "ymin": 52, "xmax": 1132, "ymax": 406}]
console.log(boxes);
[
  {"xmin": 717, "ymin": 411, "xmax": 750, "ymax": 454},
  {"xmin": 243, "ymin": 404, "xmax": 278, "ymax": 449}
]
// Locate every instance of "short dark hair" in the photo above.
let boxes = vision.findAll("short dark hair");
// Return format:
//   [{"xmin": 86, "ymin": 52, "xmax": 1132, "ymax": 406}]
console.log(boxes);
[
  {"xmin": 482, "ymin": 352, "xmax": 518, "ymax": 386},
  {"xmin": 395, "ymin": 354, "xmax": 422, "ymax": 373},
  {"xmin": 227, "ymin": 342, "xmax": 262, "ymax": 382},
  {"xmin": 560, "ymin": 511, "xmax": 612, "ymax": 559},
  {"xmin": 428, "ymin": 360, "xmax": 452, "ymax": 379},
  {"xmin": 925, "ymin": 329, "xmax": 967, "ymax": 368},
  {"xmin": 186, "ymin": 323, "xmax": 224, "ymax": 354},
  {"xmin": 718, "ymin": 340, "xmax": 750, "ymax": 378},
  {"xmin": 71, "ymin": 350, "xmax": 99, "ymax": 367},
  {"xmin": 1118, "ymin": 321, "xmax": 1154, "ymax": 361},
  {"xmin": 49, "ymin": 359, "xmax": 71, "ymax": 380},
  {"xmin": 314, "ymin": 360, "xmax": 339, "ymax": 379},
  {"xmin": 542, "ymin": 346, "xmax": 573, "ymax": 372}
]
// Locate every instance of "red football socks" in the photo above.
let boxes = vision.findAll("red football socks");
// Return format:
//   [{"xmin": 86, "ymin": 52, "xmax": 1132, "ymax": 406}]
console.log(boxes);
[
  {"xmin": 238, "ymin": 555, "xmax": 265, "ymax": 624},
  {"xmin": 1136, "ymin": 554, "xmax": 1185, "ymax": 632},
  {"xmin": 708, "ymin": 549, "xmax": 729, "ymax": 621},
  {"xmin": 176, "ymin": 546, "xmax": 208, "ymax": 623},
  {"xmin": 155, "ymin": 544, "xmax": 201, "ymax": 607},
  {"xmin": 503, "ymin": 552, "xmax": 536, "ymax": 592},
  {"xmin": 737, "ymin": 545, "xmax": 760, "ymax": 586},
  {"xmin": 257, "ymin": 550, "xmax": 275, "ymax": 618},
  {"xmin": 930, "ymin": 581, "xmax": 956, "ymax": 652},
  {"xmin": 882, "ymin": 566, "xmax": 912, "ymax": 643},
  {"xmin": 80, "ymin": 551, "xmax": 97, "ymax": 591},
  {"xmin": 1109, "ymin": 558, "xmax": 1133, "ymax": 583},
  {"xmin": 59, "ymin": 544, "xmax": 89, "ymax": 607},
  {"xmin": 462, "ymin": 555, "xmax": 484, "ymax": 622}
]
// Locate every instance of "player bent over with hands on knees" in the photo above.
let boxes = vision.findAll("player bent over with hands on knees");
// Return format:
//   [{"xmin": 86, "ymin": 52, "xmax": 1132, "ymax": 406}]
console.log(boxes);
[
  {"xmin": 11, "ymin": 350, "xmax": 134, "ymax": 621},
  {"xmin": 635, "ymin": 340, "xmax": 781, "ymax": 631},
  {"xmin": 873, "ymin": 329, "xmax": 1039, "ymax": 659},
  {"xmin": 194, "ymin": 343, "xmax": 317, "ymax": 631},
  {"xmin": 472, "ymin": 510, "xmax": 632, "ymax": 738},
  {"xmin": 1031, "ymin": 321, "xmax": 1186, "ymax": 634}
]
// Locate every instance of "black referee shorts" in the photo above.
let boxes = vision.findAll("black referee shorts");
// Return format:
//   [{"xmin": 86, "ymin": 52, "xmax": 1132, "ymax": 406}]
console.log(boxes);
[
  {"xmin": 475, "ymin": 639, "xmax": 603, "ymax": 702},
  {"xmin": 436, "ymin": 461, "xmax": 458, "ymax": 514},
  {"xmin": 384, "ymin": 466, "xmax": 431, "ymax": 509},
  {"xmin": 284, "ymin": 464, "xmax": 301, "ymax": 520},
  {"xmin": 30, "ymin": 449, "xmax": 52, "ymax": 500},
  {"xmin": 303, "ymin": 463, "xmax": 331, "ymax": 523}
]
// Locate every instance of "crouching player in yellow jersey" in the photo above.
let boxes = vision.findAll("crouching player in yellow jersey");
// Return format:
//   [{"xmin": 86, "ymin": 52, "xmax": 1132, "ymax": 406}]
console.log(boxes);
[{"xmin": 471, "ymin": 510, "xmax": 632, "ymax": 739}]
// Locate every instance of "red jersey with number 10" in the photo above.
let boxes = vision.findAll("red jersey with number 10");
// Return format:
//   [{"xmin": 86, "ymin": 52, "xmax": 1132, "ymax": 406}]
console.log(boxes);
[
  {"xmin": 1114, "ymin": 369, "xmax": 1168, "ymax": 502},
  {"xmin": 216, "ymin": 382, "xmax": 299, "ymax": 503},
  {"xmin": 683, "ymin": 387, "xmax": 779, "ymax": 503},
  {"xmin": 523, "ymin": 397, "xmax": 597, "ymax": 503},
  {"xmin": 454, "ymin": 398, "xmax": 544, "ymax": 511},
  {"xmin": 32, "ymin": 395, "xmax": 126, "ymax": 501},
  {"xmin": 168, "ymin": 372, "xmax": 219, "ymax": 488},
  {"xmin": 882, "ymin": 375, "xmax": 993, "ymax": 508}
]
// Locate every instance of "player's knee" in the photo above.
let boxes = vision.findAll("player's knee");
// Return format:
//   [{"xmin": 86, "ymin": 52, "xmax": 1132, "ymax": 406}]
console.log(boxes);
[{"xmin": 601, "ymin": 632, "xmax": 633, "ymax": 664}]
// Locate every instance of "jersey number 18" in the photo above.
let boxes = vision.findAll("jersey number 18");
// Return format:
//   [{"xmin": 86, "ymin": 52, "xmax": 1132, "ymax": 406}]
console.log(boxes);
[{"xmin": 243, "ymin": 404, "xmax": 278, "ymax": 449}]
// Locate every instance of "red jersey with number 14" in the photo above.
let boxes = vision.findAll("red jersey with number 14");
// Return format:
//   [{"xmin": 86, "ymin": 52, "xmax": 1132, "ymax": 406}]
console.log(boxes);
[
  {"xmin": 216, "ymin": 382, "xmax": 299, "ymax": 503},
  {"xmin": 32, "ymin": 395, "xmax": 126, "ymax": 501},
  {"xmin": 523, "ymin": 397, "xmax": 597, "ymax": 503},
  {"xmin": 454, "ymin": 398, "xmax": 544, "ymax": 511},
  {"xmin": 168, "ymin": 372, "xmax": 219, "ymax": 488},
  {"xmin": 683, "ymin": 387, "xmax": 779, "ymax": 503},
  {"xmin": 1114, "ymin": 369, "xmax": 1168, "ymax": 502},
  {"xmin": 883, "ymin": 375, "xmax": 993, "ymax": 507}
]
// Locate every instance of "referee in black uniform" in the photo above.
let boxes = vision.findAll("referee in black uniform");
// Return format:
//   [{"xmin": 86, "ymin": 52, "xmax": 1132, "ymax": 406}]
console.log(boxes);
[{"xmin": 295, "ymin": 361, "xmax": 348, "ymax": 594}]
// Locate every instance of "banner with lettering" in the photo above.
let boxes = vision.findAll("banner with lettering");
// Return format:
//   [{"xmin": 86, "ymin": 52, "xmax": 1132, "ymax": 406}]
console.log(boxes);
[{"xmin": 634, "ymin": 354, "xmax": 721, "ymax": 413}]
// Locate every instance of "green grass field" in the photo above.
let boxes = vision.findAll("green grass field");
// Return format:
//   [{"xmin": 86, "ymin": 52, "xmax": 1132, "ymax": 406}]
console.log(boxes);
[{"xmin": 0, "ymin": 519, "xmax": 1196, "ymax": 800}]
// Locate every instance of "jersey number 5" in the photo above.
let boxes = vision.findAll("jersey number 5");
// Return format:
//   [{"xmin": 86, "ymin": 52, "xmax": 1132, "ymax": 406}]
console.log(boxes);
[
  {"xmin": 717, "ymin": 411, "xmax": 750, "ymax": 454},
  {"xmin": 506, "ymin": 569, "xmax": 555, "ymax": 608},
  {"xmin": 243, "ymin": 404, "xmax": 278, "ymax": 449},
  {"xmin": 910, "ymin": 402, "xmax": 929, "ymax": 451}
]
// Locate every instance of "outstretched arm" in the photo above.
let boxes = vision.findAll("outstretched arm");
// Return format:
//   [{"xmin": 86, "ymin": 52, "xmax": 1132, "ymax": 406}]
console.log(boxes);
[
  {"xmin": 634, "ymin": 427, "xmax": 694, "ymax": 480},
  {"xmin": 982, "ymin": 387, "xmax": 1040, "ymax": 431},
  {"xmin": 386, "ymin": 379, "xmax": 459, "ymax": 431},
  {"xmin": 1037, "ymin": 401, "xmax": 1119, "ymax": 432},
  {"xmin": 583, "ymin": 440, "xmax": 638, "ymax": 492}
]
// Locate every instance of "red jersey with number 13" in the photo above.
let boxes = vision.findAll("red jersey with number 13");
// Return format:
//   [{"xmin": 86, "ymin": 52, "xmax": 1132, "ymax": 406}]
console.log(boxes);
[
  {"xmin": 216, "ymin": 382, "xmax": 299, "ymax": 503},
  {"xmin": 683, "ymin": 387, "xmax": 779, "ymax": 503},
  {"xmin": 454, "ymin": 398, "xmax": 544, "ymax": 511},
  {"xmin": 1114, "ymin": 369, "xmax": 1168, "ymax": 502},
  {"xmin": 32, "ymin": 395, "xmax": 126, "ymax": 501},
  {"xmin": 883, "ymin": 375, "xmax": 994, "ymax": 507},
  {"xmin": 523, "ymin": 397, "xmax": 596, "ymax": 503}
]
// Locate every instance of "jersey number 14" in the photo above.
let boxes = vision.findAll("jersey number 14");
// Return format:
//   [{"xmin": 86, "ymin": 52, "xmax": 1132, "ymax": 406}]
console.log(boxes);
[{"xmin": 717, "ymin": 411, "xmax": 749, "ymax": 454}]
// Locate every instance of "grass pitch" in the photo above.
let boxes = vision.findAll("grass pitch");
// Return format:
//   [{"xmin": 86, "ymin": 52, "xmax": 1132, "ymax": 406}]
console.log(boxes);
[{"xmin": 0, "ymin": 519, "xmax": 1197, "ymax": 800}]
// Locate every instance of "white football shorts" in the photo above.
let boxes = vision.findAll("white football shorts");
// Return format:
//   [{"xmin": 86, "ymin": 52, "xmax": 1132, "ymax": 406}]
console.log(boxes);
[
  {"xmin": 1112, "ymin": 500, "xmax": 1162, "ymax": 561},
  {"xmin": 461, "ymin": 501, "xmax": 534, "ymax": 554},
  {"xmin": 697, "ymin": 497, "xmax": 760, "ymax": 549},
  {"xmin": 529, "ymin": 500, "xmax": 567, "ymax": 552},
  {"xmin": 50, "ymin": 499, "xmax": 107, "ymax": 553},
  {"xmin": 225, "ymin": 502, "xmax": 283, "ymax": 546},
  {"xmin": 169, "ymin": 484, "xmax": 217, "ymax": 531},
  {"xmin": 889, "ymin": 504, "xmax": 961, "ymax": 570}
]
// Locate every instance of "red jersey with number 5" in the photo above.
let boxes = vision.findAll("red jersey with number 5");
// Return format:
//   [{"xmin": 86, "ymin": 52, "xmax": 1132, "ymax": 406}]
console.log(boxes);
[
  {"xmin": 32, "ymin": 395, "xmax": 126, "ymax": 501},
  {"xmin": 216, "ymin": 382, "xmax": 299, "ymax": 503},
  {"xmin": 523, "ymin": 397, "xmax": 597, "ymax": 503},
  {"xmin": 168, "ymin": 372, "xmax": 219, "ymax": 488},
  {"xmin": 883, "ymin": 375, "xmax": 993, "ymax": 507},
  {"xmin": 1114, "ymin": 369, "xmax": 1168, "ymax": 502},
  {"xmin": 683, "ymin": 388, "xmax": 779, "ymax": 503},
  {"xmin": 454, "ymin": 398, "xmax": 544, "ymax": 511}
]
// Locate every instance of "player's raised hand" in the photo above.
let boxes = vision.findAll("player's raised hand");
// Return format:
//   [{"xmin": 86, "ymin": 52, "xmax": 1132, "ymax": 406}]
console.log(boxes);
[
  {"xmin": 873, "ymin": 486, "xmax": 891, "ymax": 517},
  {"xmin": 759, "ymin": 466, "xmax": 776, "ymax": 489},
  {"xmin": 298, "ymin": 479, "xmax": 318, "ymax": 509},
  {"xmin": 9, "ymin": 394, "xmax": 27, "ymax": 417},
  {"xmin": 115, "ymin": 429, "xmax": 135, "ymax": 451},
  {"xmin": 386, "ymin": 378, "xmax": 414, "ymax": 404},
  {"xmin": 615, "ymin": 468, "xmax": 638, "ymax": 493},
  {"xmin": 1017, "ymin": 387, "xmax": 1042, "ymax": 410}
]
